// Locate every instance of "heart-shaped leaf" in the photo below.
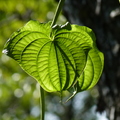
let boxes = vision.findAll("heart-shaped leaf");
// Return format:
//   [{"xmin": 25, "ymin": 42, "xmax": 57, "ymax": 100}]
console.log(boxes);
[{"xmin": 3, "ymin": 20, "xmax": 103, "ymax": 92}]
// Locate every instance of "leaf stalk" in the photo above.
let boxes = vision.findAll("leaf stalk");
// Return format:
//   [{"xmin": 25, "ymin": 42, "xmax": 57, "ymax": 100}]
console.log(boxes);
[{"xmin": 51, "ymin": 0, "xmax": 65, "ymax": 27}]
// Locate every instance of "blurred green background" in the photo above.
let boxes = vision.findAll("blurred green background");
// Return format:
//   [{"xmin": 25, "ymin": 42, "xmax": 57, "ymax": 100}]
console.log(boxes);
[{"xmin": 0, "ymin": 0, "xmax": 107, "ymax": 120}]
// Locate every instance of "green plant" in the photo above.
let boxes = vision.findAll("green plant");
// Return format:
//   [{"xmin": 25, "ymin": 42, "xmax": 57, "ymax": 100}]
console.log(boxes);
[{"xmin": 2, "ymin": 0, "xmax": 104, "ymax": 120}]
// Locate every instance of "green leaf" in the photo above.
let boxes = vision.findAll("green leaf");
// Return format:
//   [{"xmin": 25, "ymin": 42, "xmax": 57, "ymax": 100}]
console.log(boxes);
[
  {"xmin": 2, "ymin": 21, "xmax": 89, "ymax": 92},
  {"xmin": 3, "ymin": 20, "xmax": 103, "ymax": 93}
]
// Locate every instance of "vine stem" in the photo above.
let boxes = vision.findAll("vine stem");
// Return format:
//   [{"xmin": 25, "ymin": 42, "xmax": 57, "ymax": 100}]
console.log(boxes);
[
  {"xmin": 40, "ymin": 86, "xmax": 45, "ymax": 120},
  {"xmin": 39, "ymin": 1, "xmax": 65, "ymax": 120},
  {"xmin": 51, "ymin": 0, "xmax": 65, "ymax": 27}
]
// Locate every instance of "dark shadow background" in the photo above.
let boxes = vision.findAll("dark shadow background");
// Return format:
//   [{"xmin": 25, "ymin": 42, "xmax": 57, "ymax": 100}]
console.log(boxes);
[{"xmin": 61, "ymin": 0, "xmax": 120, "ymax": 120}]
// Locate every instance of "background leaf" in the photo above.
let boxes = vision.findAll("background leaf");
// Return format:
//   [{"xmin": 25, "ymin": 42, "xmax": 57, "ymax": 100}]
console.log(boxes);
[{"xmin": 77, "ymin": 47, "xmax": 104, "ymax": 91}]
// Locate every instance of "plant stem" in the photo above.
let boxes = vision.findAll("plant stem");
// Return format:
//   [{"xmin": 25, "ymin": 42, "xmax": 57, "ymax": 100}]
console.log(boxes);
[
  {"xmin": 39, "ymin": 1, "xmax": 65, "ymax": 119},
  {"xmin": 40, "ymin": 86, "xmax": 45, "ymax": 120},
  {"xmin": 51, "ymin": 0, "xmax": 65, "ymax": 27}
]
